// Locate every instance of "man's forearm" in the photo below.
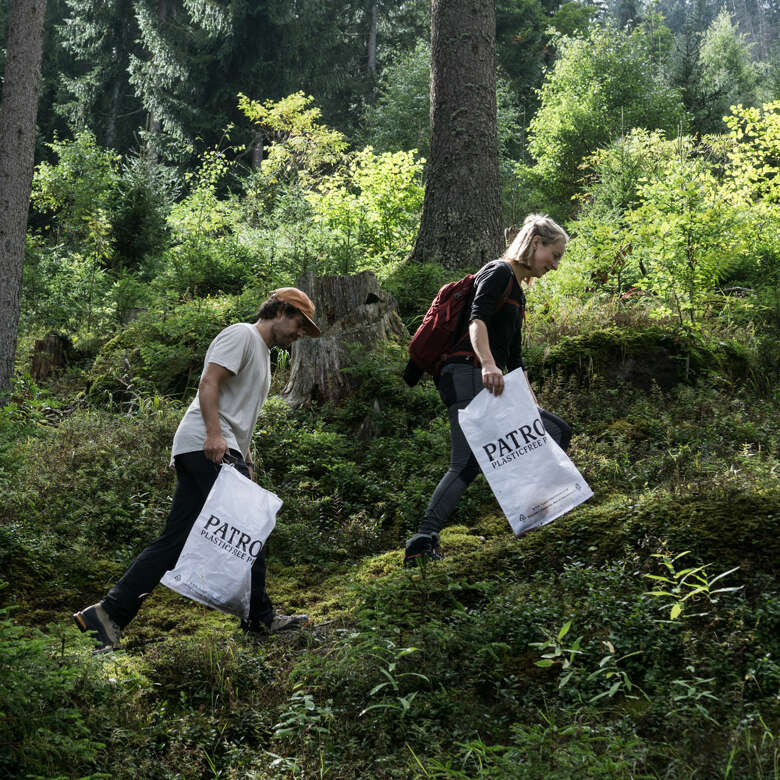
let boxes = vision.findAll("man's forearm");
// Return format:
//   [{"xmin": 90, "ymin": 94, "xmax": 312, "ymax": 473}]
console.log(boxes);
[{"xmin": 199, "ymin": 378, "xmax": 222, "ymax": 436}]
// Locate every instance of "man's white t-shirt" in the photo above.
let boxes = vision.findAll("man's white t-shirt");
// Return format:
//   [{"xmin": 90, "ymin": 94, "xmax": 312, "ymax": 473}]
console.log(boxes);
[{"xmin": 171, "ymin": 323, "xmax": 271, "ymax": 463}]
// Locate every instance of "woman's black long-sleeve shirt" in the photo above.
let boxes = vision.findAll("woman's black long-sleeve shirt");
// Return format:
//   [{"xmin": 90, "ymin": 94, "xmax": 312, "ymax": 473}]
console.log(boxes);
[{"xmin": 444, "ymin": 259, "xmax": 525, "ymax": 372}]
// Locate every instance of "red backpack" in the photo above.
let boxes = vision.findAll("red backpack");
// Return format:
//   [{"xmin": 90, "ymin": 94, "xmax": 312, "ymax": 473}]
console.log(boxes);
[{"xmin": 405, "ymin": 266, "xmax": 516, "ymax": 384}]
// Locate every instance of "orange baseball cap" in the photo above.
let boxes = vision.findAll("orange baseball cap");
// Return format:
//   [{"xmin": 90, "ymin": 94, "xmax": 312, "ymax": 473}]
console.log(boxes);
[{"xmin": 270, "ymin": 288, "xmax": 321, "ymax": 337}]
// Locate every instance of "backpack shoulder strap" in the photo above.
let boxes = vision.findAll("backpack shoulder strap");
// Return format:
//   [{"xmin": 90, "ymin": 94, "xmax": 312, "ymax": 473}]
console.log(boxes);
[{"xmin": 496, "ymin": 261, "xmax": 521, "ymax": 311}]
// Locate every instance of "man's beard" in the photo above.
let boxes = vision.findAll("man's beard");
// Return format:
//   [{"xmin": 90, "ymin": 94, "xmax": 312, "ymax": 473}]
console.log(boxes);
[{"xmin": 270, "ymin": 323, "xmax": 293, "ymax": 347}]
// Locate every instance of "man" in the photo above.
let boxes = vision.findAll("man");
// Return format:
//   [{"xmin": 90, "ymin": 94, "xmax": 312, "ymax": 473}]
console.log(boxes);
[{"xmin": 73, "ymin": 288, "xmax": 320, "ymax": 650}]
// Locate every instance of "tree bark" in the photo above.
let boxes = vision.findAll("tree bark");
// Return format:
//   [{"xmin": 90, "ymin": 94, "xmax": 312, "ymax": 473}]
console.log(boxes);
[
  {"xmin": 251, "ymin": 127, "xmax": 264, "ymax": 170},
  {"xmin": 281, "ymin": 271, "xmax": 407, "ymax": 408},
  {"xmin": 409, "ymin": 0, "xmax": 503, "ymax": 270},
  {"xmin": 0, "ymin": 0, "xmax": 46, "ymax": 391},
  {"xmin": 105, "ymin": 78, "xmax": 122, "ymax": 149},
  {"xmin": 367, "ymin": 2, "xmax": 377, "ymax": 77}
]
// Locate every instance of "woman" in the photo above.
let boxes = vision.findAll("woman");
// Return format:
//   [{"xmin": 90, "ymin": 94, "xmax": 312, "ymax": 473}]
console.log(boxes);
[{"xmin": 404, "ymin": 214, "xmax": 571, "ymax": 567}]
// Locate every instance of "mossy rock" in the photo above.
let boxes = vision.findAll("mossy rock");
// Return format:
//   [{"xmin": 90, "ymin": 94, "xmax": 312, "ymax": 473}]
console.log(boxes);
[
  {"xmin": 455, "ymin": 487, "xmax": 779, "ymax": 582},
  {"xmin": 624, "ymin": 487, "xmax": 780, "ymax": 576},
  {"xmin": 470, "ymin": 497, "xmax": 632, "ymax": 576},
  {"xmin": 535, "ymin": 327, "xmax": 752, "ymax": 390}
]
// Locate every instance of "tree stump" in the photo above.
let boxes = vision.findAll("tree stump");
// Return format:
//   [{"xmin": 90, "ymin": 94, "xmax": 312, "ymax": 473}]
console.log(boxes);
[
  {"xmin": 30, "ymin": 333, "xmax": 71, "ymax": 381},
  {"xmin": 281, "ymin": 271, "xmax": 407, "ymax": 407}
]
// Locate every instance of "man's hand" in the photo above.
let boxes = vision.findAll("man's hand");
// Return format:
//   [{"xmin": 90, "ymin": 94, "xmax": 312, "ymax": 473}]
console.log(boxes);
[
  {"xmin": 482, "ymin": 363, "xmax": 505, "ymax": 395},
  {"xmin": 203, "ymin": 431, "xmax": 228, "ymax": 464}
]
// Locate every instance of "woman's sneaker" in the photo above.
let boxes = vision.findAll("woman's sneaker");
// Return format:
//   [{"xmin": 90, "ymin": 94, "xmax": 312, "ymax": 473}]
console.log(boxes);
[
  {"xmin": 73, "ymin": 602, "xmax": 122, "ymax": 651},
  {"xmin": 403, "ymin": 532, "xmax": 445, "ymax": 568}
]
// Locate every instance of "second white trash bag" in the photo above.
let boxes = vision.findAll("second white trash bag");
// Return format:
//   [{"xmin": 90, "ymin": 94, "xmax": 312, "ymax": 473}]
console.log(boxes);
[
  {"xmin": 161, "ymin": 465, "xmax": 281, "ymax": 619},
  {"xmin": 458, "ymin": 368, "xmax": 593, "ymax": 536}
]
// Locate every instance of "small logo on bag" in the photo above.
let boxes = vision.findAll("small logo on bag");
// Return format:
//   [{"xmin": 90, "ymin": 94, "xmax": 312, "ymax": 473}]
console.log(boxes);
[
  {"xmin": 175, "ymin": 575, "xmax": 181, "ymax": 581},
  {"xmin": 575, "ymin": 483, "xmax": 581, "ymax": 490},
  {"xmin": 518, "ymin": 514, "xmax": 527, "ymax": 523}
]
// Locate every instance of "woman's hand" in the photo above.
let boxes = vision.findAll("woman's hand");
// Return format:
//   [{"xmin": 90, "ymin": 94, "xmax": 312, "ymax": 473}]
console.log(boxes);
[
  {"xmin": 482, "ymin": 363, "xmax": 505, "ymax": 395},
  {"xmin": 470, "ymin": 319, "xmax": 504, "ymax": 395}
]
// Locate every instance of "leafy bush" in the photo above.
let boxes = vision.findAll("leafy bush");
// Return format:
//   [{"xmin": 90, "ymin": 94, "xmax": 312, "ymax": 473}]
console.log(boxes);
[
  {"xmin": 112, "ymin": 152, "xmax": 177, "ymax": 271},
  {"xmin": 157, "ymin": 237, "xmax": 267, "ymax": 298},
  {"xmin": 31, "ymin": 131, "xmax": 120, "ymax": 247},
  {"xmin": 379, "ymin": 260, "xmax": 463, "ymax": 327},
  {"xmin": 87, "ymin": 294, "xmax": 256, "ymax": 399},
  {"xmin": 628, "ymin": 152, "xmax": 751, "ymax": 328},
  {"xmin": 527, "ymin": 24, "xmax": 686, "ymax": 217},
  {"xmin": 306, "ymin": 147, "xmax": 425, "ymax": 273},
  {"xmin": 543, "ymin": 103, "xmax": 779, "ymax": 349}
]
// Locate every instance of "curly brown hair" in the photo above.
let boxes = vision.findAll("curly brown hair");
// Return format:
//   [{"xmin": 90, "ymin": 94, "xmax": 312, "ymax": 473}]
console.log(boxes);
[{"xmin": 255, "ymin": 297, "xmax": 301, "ymax": 321}]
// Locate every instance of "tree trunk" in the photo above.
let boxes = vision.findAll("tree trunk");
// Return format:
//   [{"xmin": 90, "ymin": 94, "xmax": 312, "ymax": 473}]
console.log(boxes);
[
  {"xmin": 409, "ymin": 0, "xmax": 503, "ymax": 270},
  {"xmin": 251, "ymin": 127, "xmax": 264, "ymax": 170},
  {"xmin": 282, "ymin": 271, "xmax": 407, "ymax": 408},
  {"xmin": 146, "ymin": 0, "xmax": 170, "ymax": 136},
  {"xmin": 105, "ymin": 78, "xmax": 122, "ymax": 149},
  {"xmin": 367, "ymin": 2, "xmax": 377, "ymax": 77},
  {"xmin": 0, "ymin": 0, "xmax": 46, "ymax": 392}
]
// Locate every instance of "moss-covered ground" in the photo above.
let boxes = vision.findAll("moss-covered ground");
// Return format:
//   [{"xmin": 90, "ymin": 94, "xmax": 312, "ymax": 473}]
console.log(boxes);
[{"xmin": 1, "ymin": 324, "xmax": 778, "ymax": 779}]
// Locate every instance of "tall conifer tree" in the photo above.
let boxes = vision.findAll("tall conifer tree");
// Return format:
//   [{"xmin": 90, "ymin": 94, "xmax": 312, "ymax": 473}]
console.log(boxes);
[
  {"xmin": 57, "ymin": 0, "xmax": 142, "ymax": 150},
  {"xmin": 410, "ymin": 0, "xmax": 503, "ymax": 269},
  {"xmin": 0, "ymin": 0, "xmax": 47, "ymax": 390}
]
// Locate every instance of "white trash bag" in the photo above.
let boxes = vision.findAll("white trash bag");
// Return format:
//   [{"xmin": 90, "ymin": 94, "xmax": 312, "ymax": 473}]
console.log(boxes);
[
  {"xmin": 161, "ymin": 465, "xmax": 281, "ymax": 618},
  {"xmin": 458, "ymin": 368, "xmax": 592, "ymax": 536}
]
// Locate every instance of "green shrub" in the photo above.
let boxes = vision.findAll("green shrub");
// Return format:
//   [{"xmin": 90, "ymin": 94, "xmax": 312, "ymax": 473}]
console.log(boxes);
[
  {"xmin": 0, "ymin": 408, "xmax": 179, "ymax": 608},
  {"xmin": 157, "ymin": 237, "xmax": 266, "ymax": 298},
  {"xmin": 112, "ymin": 152, "xmax": 177, "ymax": 272},
  {"xmin": 306, "ymin": 147, "xmax": 425, "ymax": 274},
  {"xmin": 380, "ymin": 260, "xmax": 464, "ymax": 328},
  {"xmin": 0, "ymin": 597, "xmax": 106, "ymax": 778},
  {"xmin": 87, "ymin": 295, "xmax": 251, "ymax": 399}
]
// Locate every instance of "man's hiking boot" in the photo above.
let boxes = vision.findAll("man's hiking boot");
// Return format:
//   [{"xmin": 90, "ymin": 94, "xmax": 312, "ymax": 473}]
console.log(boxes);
[
  {"xmin": 241, "ymin": 613, "xmax": 309, "ymax": 637},
  {"xmin": 73, "ymin": 602, "xmax": 122, "ymax": 652},
  {"xmin": 403, "ymin": 532, "xmax": 445, "ymax": 568}
]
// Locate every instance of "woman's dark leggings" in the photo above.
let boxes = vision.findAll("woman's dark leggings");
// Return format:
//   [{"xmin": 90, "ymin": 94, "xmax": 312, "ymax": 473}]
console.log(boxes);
[{"xmin": 419, "ymin": 364, "xmax": 571, "ymax": 537}]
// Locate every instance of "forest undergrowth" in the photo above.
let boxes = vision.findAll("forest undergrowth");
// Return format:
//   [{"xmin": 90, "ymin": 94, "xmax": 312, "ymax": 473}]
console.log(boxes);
[{"xmin": 1, "ymin": 294, "xmax": 778, "ymax": 779}]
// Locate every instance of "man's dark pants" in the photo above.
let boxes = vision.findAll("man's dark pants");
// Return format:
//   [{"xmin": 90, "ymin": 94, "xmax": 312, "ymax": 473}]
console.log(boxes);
[{"xmin": 102, "ymin": 450, "xmax": 274, "ymax": 629}]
